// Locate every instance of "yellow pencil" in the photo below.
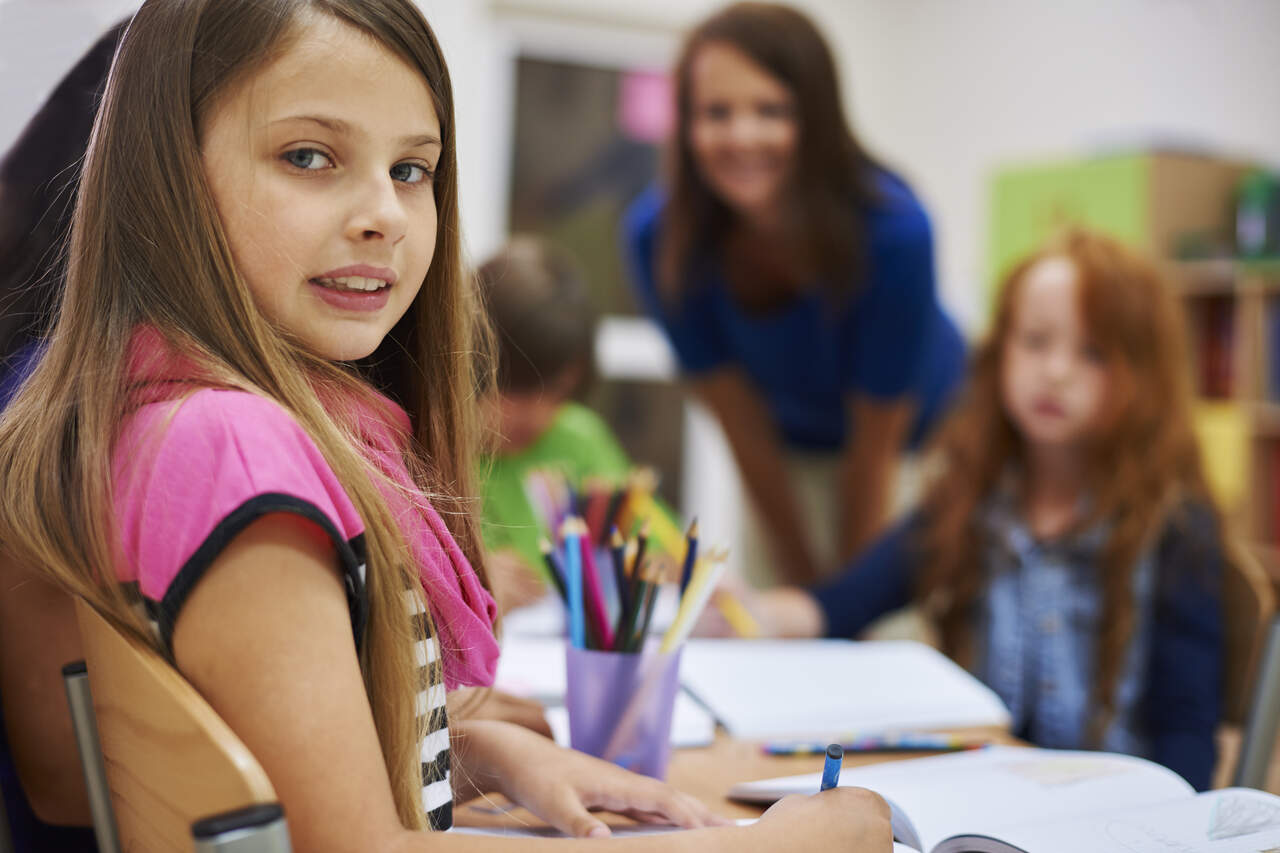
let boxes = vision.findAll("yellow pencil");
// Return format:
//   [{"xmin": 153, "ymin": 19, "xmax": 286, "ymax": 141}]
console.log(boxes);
[{"xmin": 714, "ymin": 591, "xmax": 761, "ymax": 638}]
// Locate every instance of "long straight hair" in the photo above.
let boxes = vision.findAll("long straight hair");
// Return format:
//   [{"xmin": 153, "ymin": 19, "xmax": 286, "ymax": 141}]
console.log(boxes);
[
  {"xmin": 916, "ymin": 230, "xmax": 1217, "ymax": 735},
  {"xmin": 0, "ymin": 0, "xmax": 489, "ymax": 828},
  {"xmin": 658, "ymin": 1, "xmax": 881, "ymax": 302}
]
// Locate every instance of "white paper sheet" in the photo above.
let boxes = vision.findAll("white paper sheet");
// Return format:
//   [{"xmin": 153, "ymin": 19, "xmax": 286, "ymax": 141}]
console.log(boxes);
[{"xmin": 679, "ymin": 639, "xmax": 1011, "ymax": 740}]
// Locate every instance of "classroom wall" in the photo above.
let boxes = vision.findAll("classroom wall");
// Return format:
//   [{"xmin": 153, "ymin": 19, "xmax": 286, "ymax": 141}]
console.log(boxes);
[
  {"xmin": 6, "ymin": 0, "xmax": 1280, "ymax": 327},
  {"xmin": 4, "ymin": 0, "xmax": 1280, "ymax": 551}
]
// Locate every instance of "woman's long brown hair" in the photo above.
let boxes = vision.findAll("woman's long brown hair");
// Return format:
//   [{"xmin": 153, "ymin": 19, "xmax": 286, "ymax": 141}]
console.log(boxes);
[
  {"xmin": 917, "ymin": 229, "xmax": 1217, "ymax": 736},
  {"xmin": 658, "ymin": 1, "xmax": 882, "ymax": 303},
  {"xmin": 0, "ymin": 0, "xmax": 490, "ymax": 828}
]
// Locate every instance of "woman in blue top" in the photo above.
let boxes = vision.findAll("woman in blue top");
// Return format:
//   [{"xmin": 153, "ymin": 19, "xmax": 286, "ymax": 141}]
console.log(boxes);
[{"xmin": 623, "ymin": 2, "xmax": 965, "ymax": 585}]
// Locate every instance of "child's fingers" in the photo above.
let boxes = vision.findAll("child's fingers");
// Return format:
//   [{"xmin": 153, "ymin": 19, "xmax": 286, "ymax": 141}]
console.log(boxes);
[
  {"xmin": 587, "ymin": 778, "xmax": 718, "ymax": 828},
  {"xmin": 540, "ymin": 786, "xmax": 611, "ymax": 838}
]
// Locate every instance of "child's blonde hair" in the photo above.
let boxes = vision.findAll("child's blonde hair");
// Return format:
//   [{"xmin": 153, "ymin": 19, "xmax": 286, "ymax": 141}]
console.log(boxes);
[
  {"xmin": 0, "ymin": 0, "xmax": 491, "ymax": 828},
  {"xmin": 917, "ymin": 229, "xmax": 1217, "ymax": 734}
]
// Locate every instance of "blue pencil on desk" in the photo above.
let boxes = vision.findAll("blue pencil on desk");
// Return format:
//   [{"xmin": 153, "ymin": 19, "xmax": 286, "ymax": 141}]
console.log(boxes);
[
  {"xmin": 819, "ymin": 743, "xmax": 842, "ymax": 791},
  {"xmin": 764, "ymin": 733, "xmax": 989, "ymax": 755}
]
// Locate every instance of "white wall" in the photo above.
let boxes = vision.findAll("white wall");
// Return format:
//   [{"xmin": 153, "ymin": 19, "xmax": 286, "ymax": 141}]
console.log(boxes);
[{"xmin": 815, "ymin": 0, "xmax": 1280, "ymax": 331}]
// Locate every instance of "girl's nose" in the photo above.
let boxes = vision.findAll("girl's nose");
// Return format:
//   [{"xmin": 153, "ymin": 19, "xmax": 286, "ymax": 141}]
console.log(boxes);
[{"xmin": 346, "ymin": 174, "xmax": 408, "ymax": 245}]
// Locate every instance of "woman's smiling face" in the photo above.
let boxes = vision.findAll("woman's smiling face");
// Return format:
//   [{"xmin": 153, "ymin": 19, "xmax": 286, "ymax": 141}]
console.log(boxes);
[{"xmin": 686, "ymin": 40, "xmax": 799, "ymax": 221}]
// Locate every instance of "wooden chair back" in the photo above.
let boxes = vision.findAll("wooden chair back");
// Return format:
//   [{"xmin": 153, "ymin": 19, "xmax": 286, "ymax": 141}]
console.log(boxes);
[
  {"xmin": 73, "ymin": 599, "xmax": 277, "ymax": 852},
  {"xmin": 1222, "ymin": 541, "xmax": 1276, "ymax": 725}
]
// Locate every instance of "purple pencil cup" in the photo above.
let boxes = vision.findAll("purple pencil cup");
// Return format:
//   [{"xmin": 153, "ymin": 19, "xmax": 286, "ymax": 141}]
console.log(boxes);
[{"xmin": 565, "ymin": 643, "xmax": 683, "ymax": 779}]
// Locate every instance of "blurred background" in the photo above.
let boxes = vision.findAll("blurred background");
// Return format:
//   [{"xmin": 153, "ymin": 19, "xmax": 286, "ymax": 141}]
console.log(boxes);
[{"xmin": 3, "ymin": 0, "xmax": 1280, "ymax": 557}]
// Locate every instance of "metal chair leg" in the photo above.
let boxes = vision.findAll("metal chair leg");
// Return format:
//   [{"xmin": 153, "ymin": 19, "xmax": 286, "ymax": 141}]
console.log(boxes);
[
  {"xmin": 61, "ymin": 661, "xmax": 121, "ymax": 853},
  {"xmin": 1234, "ymin": 615, "xmax": 1280, "ymax": 789}
]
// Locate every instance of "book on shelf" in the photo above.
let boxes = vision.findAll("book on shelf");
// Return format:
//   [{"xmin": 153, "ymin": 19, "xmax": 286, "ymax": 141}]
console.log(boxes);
[{"xmin": 729, "ymin": 745, "xmax": 1280, "ymax": 853}]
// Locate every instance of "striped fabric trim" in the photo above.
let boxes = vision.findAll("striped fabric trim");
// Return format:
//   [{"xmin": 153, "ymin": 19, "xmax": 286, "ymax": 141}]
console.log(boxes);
[{"xmin": 407, "ymin": 585, "xmax": 452, "ymax": 830}]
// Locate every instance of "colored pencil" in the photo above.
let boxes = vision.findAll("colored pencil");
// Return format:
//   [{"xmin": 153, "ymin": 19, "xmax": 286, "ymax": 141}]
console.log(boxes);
[
  {"xmin": 678, "ymin": 518, "xmax": 699, "ymax": 594},
  {"xmin": 561, "ymin": 520, "xmax": 585, "ymax": 649},
  {"xmin": 537, "ymin": 537, "xmax": 568, "ymax": 604},
  {"xmin": 577, "ymin": 519, "xmax": 615, "ymax": 651}
]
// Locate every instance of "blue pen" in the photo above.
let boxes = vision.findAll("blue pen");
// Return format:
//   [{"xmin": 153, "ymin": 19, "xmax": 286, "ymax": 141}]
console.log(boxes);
[{"xmin": 819, "ymin": 743, "xmax": 842, "ymax": 791}]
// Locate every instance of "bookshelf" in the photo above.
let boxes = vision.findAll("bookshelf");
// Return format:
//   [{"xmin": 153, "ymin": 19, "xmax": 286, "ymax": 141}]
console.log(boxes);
[{"xmin": 1173, "ymin": 259, "xmax": 1280, "ymax": 578}]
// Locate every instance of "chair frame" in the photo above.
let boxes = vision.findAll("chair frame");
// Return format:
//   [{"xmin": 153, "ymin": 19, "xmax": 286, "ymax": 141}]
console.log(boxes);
[{"xmin": 65, "ymin": 599, "xmax": 292, "ymax": 852}]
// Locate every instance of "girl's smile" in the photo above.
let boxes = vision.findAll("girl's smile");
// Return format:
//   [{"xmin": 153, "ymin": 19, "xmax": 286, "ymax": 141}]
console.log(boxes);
[
  {"xmin": 309, "ymin": 264, "xmax": 397, "ymax": 312},
  {"xmin": 199, "ymin": 15, "xmax": 441, "ymax": 362}
]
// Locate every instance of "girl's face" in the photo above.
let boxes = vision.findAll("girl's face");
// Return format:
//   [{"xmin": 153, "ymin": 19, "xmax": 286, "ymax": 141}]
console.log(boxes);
[
  {"xmin": 687, "ymin": 41, "xmax": 798, "ymax": 221},
  {"xmin": 1000, "ymin": 257, "xmax": 1111, "ymax": 454},
  {"xmin": 201, "ymin": 16, "xmax": 441, "ymax": 362}
]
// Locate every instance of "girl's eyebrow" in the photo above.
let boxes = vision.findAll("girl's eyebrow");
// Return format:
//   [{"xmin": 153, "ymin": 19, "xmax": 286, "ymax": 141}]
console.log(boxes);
[{"xmin": 269, "ymin": 114, "xmax": 441, "ymax": 148}]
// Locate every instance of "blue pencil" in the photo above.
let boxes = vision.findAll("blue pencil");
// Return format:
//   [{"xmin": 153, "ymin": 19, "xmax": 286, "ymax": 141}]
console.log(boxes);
[{"xmin": 563, "ymin": 523, "xmax": 585, "ymax": 649}]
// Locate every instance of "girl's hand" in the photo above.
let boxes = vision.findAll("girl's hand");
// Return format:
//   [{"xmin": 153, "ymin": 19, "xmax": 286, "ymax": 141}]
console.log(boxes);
[
  {"xmin": 751, "ymin": 788, "xmax": 893, "ymax": 850},
  {"xmin": 457, "ymin": 719, "xmax": 729, "ymax": 838},
  {"xmin": 486, "ymin": 548, "xmax": 548, "ymax": 615},
  {"xmin": 447, "ymin": 686, "xmax": 554, "ymax": 740}
]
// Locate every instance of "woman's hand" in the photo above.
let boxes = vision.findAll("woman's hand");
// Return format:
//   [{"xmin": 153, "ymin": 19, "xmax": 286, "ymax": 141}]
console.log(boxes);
[
  {"xmin": 455, "ymin": 719, "xmax": 729, "ymax": 838},
  {"xmin": 750, "ymin": 787, "xmax": 893, "ymax": 850},
  {"xmin": 693, "ymin": 570, "xmax": 826, "ymax": 639}
]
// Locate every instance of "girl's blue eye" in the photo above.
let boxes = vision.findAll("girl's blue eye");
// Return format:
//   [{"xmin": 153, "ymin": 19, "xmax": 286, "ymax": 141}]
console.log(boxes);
[
  {"xmin": 283, "ymin": 148, "xmax": 331, "ymax": 170},
  {"xmin": 390, "ymin": 162, "xmax": 432, "ymax": 184}
]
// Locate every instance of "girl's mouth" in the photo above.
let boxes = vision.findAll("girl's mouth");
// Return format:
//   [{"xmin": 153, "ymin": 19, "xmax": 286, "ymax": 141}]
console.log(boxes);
[{"xmin": 309, "ymin": 277, "xmax": 392, "ymax": 311}]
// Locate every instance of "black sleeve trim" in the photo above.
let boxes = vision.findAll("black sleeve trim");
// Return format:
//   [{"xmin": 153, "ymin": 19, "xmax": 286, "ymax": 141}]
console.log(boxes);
[{"xmin": 144, "ymin": 493, "xmax": 368, "ymax": 653}]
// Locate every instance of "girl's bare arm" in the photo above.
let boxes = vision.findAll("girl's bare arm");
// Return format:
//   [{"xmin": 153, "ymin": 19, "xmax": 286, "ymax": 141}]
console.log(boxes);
[{"xmin": 173, "ymin": 513, "xmax": 890, "ymax": 852}]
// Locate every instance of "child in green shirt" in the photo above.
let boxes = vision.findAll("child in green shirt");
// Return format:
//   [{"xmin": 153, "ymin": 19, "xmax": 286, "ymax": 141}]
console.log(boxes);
[{"xmin": 478, "ymin": 237, "xmax": 641, "ymax": 610}]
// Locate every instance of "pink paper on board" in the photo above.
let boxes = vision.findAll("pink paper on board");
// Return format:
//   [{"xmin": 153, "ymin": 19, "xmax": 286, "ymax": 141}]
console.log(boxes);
[{"xmin": 617, "ymin": 70, "xmax": 673, "ymax": 143}]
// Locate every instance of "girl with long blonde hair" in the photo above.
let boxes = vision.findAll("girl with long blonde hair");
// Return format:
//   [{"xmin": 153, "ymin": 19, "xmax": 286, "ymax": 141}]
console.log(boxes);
[
  {"xmin": 0, "ymin": 0, "xmax": 891, "ymax": 849},
  {"xmin": 728, "ymin": 230, "xmax": 1225, "ymax": 790}
]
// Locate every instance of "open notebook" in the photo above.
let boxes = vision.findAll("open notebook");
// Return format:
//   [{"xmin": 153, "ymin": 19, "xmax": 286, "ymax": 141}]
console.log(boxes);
[
  {"xmin": 680, "ymin": 639, "xmax": 1011, "ymax": 739},
  {"xmin": 729, "ymin": 745, "xmax": 1280, "ymax": 852}
]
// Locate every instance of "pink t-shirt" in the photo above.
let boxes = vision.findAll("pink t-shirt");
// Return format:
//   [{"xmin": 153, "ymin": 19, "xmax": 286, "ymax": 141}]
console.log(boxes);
[{"xmin": 110, "ymin": 337, "xmax": 499, "ymax": 691}]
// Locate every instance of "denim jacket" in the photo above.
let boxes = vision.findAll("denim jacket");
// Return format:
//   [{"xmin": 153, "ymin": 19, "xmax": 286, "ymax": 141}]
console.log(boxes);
[
  {"xmin": 811, "ymin": 498, "xmax": 1223, "ymax": 789},
  {"xmin": 976, "ymin": 497, "xmax": 1156, "ymax": 757}
]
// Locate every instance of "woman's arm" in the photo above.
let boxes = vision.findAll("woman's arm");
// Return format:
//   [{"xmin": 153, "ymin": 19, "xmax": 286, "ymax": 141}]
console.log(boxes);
[
  {"xmin": 690, "ymin": 369, "xmax": 820, "ymax": 584},
  {"xmin": 175, "ymin": 513, "xmax": 891, "ymax": 852},
  {"xmin": 838, "ymin": 395, "xmax": 916, "ymax": 561},
  {"xmin": 0, "ymin": 557, "xmax": 91, "ymax": 825}
]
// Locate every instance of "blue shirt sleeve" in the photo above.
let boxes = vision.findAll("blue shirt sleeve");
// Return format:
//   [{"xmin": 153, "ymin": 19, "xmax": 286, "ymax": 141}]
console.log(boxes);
[
  {"xmin": 845, "ymin": 189, "xmax": 938, "ymax": 400},
  {"xmin": 1145, "ymin": 503, "xmax": 1224, "ymax": 791},
  {"xmin": 810, "ymin": 515, "xmax": 919, "ymax": 637},
  {"xmin": 622, "ymin": 188, "xmax": 730, "ymax": 375}
]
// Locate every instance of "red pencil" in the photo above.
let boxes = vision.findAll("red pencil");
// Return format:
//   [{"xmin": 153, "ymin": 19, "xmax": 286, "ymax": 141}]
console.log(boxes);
[{"xmin": 577, "ymin": 519, "xmax": 615, "ymax": 650}]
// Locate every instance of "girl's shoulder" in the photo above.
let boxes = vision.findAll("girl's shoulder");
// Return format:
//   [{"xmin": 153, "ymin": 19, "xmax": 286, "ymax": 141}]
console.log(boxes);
[
  {"xmin": 113, "ymin": 386, "xmax": 368, "ymax": 645},
  {"xmin": 118, "ymin": 387, "xmax": 322, "ymax": 470}
]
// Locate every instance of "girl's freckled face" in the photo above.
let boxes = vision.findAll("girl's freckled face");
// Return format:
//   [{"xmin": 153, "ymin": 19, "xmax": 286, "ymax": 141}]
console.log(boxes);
[
  {"xmin": 1000, "ymin": 256, "xmax": 1112, "ymax": 453},
  {"xmin": 200, "ymin": 15, "xmax": 441, "ymax": 361}
]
